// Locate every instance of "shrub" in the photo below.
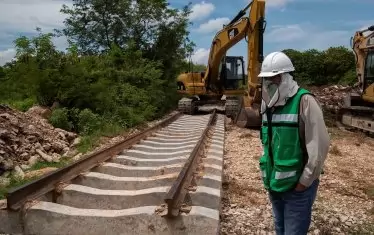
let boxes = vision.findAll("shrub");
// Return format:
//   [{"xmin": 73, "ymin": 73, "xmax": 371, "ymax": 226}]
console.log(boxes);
[{"xmin": 49, "ymin": 108, "xmax": 72, "ymax": 131}]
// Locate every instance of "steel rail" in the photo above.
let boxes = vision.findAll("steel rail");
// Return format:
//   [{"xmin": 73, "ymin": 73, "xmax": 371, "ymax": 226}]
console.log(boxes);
[
  {"xmin": 6, "ymin": 112, "xmax": 182, "ymax": 211},
  {"xmin": 162, "ymin": 109, "xmax": 217, "ymax": 217}
]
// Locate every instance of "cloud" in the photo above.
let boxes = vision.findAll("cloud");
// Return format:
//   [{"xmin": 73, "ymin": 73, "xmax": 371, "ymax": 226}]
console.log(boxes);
[
  {"xmin": 266, "ymin": 0, "xmax": 293, "ymax": 8},
  {"xmin": 265, "ymin": 23, "xmax": 352, "ymax": 50},
  {"xmin": 266, "ymin": 25, "xmax": 306, "ymax": 43},
  {"xmin": 196, "ymin": 17, "xmax": 230, "ymax": 33},
  {"xmin": 0, "ymin": 48, "xmax": 16, "ymax": 66},
  {"xmin": 245, "ymin": 0, "xmax": 293, "ymax": 8},
  {"xmin": 189, "ymin": 1, "xmax": 215, "ymax": 21},
  {"xmin": 0, "ymin": 0, "xmax": 70, "ymax": 34},
  {"xmin": 191, "ymin": 48, "xmax": 209, "ymax": 64}
]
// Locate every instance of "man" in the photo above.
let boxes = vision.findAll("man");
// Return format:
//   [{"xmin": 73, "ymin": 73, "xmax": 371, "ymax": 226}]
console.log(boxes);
[{"xmin": 257, "ymin": 51, "xmax": 330, "ymax": 235}]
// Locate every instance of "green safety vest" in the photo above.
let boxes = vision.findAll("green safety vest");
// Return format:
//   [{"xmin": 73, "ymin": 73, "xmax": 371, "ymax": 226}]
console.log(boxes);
[{"xmin": 259, "ymin": 88, "xmax": 311, "ymax": 193}]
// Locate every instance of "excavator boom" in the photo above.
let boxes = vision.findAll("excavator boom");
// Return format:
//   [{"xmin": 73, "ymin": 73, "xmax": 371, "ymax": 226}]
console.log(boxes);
[
  {"xmin": 235, "ymin": 0, "xmax": 266, "ymax": 128},
  {"xmin": 205, "ymin": 17, "xmax": 251, "ymax": 93}
]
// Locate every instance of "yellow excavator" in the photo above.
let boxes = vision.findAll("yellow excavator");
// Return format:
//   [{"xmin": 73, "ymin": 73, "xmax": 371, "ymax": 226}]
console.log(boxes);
[
  {"xmin": 340, "ymin": 25, "xmax": 374, "ymax": 133},
  {"xmin": 177, "ymin": 0, "xmax": 266, "ymax": 128}
]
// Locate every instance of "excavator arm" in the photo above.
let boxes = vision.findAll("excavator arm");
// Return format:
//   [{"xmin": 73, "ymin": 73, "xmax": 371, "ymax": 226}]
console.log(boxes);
[
  {"xmin": 204, "ymin": 0, "xmax": 266, "ymax": 95},
  {"xmin": 204, "ymin": 17, "xmax": 250, "ymax": 92},
  {"xmin": 351, "ymin": 25, "xmax": 374, "ymax": 102},
  {"xmin": 245, "ymin": 0, "xmax": 266, "ymax": 107}
]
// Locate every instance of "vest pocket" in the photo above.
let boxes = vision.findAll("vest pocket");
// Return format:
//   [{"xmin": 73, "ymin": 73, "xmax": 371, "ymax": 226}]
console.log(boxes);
[
  {"xmin": 270, "ymin": 162, "xmax": 300, "ymax": 192},
  {"xmin": 273, "ymin": 126, "xmax": 302, "ymax": 165}
]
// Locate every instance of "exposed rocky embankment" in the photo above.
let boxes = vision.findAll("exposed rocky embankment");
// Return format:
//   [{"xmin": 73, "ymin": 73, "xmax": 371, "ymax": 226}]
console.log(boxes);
[
  {"xmin": 0, "ymin": 104, "xmax": 80, "ymax": 187},
  {"xmin": 308, "ymin": 84, "xmax": 358, "ymax": 112}
]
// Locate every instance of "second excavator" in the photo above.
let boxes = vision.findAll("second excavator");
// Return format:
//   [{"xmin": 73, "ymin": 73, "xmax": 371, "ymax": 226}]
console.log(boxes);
[
  {"xmin": 176, "ymin": 0, "xmax": 266, "ymax": 128},
  {"xmin": 340, "ymin": 25, "xmax": 374, "ymax": 134}
]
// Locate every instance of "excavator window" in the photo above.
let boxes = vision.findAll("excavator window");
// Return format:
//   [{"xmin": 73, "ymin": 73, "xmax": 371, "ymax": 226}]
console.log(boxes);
[
  {"xmin": 364, "ymin": 51, "xmax": 374, "ymax": 89},
  {"xmin": 222, "ymin": 56, "xmax": 245, "ymax": 90}
]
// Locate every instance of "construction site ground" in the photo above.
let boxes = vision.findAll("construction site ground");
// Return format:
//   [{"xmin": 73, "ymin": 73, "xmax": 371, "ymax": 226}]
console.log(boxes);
[{"xmin": 220, "ymin": 117, "xmax": 374, "ymax": 235}]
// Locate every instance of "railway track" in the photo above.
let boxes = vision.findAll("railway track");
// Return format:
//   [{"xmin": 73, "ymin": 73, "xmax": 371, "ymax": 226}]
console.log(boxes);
[{"xmin": 2, "ymin": 110, "xmax": 226, "ymax": 235}]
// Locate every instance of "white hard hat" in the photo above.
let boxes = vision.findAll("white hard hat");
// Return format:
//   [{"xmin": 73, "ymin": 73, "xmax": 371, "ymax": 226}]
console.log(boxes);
[{"xmin": 258, "ymin": 51, "xmax": 295, "ymax": 77}]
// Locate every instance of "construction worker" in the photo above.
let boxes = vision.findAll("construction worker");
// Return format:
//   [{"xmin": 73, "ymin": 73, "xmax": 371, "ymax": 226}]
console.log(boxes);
[{"xmin": 258, "ymin": 51, "xmax": 330, "ymax": 235}]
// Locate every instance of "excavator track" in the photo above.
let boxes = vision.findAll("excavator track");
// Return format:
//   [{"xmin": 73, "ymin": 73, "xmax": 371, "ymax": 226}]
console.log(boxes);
[
  {"xmin": 178, "ymin": 97, "xmax": 196, "ymax": 115},
  {"xmin": 341, "ymin": 107, "xmax": 374, "ymax": 134},
  {"xmin": 224, "ymin": 98, "xmax": 241, "ymax": 120},
  {"xmin": 177, "ymin": 97, "xmax": 242, "ymax": 122}
]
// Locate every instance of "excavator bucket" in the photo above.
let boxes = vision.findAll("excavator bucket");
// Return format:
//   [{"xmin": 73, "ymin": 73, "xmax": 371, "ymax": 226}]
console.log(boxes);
[{"xmin": 234, "ymin": 97, "xmax": 262, "ymax": 129}]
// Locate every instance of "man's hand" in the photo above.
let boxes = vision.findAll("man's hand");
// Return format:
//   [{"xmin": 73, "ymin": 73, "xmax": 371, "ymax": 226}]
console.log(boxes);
[{"xmin": 295, "ymin": 183, "xmax": 307, "ymax": 192}]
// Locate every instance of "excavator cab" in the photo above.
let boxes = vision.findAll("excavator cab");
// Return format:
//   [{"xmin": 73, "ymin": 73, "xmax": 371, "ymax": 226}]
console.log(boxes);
[
  {"xmin": 363, "ymin": 50, "xmax": 374, "ymax": 91},
  {"xmin": 220, "ymin": 56, "xmax": 245, "ymax": 90}
]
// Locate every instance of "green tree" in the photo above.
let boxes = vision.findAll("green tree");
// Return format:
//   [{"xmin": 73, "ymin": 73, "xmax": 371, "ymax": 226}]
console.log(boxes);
[{"xmin": 283, "ymin": 46, "xmax": 356, "ymax": 86}]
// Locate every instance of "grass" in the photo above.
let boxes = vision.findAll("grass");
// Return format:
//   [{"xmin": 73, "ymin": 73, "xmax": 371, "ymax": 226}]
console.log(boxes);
[
  {"xmin": 75, "ymin": 121, "xmax": 128, "ymax": 153},
  {"xmin": 0, "ymin": 175, "xmax": 39, "ymax": 200},
  {"xmin": 28, "ymin": 159, "xmax": 71, "ymax": 171},
  {"xmin": 2, "ymin": 97, "xmax": 36, "ymax": 112},
  {"xmin": 0, "ymin": 159, "xmax": 73, "ymax": 199}
]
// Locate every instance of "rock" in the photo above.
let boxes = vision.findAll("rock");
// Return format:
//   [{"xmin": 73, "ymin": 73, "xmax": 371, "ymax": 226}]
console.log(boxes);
[
  {"xmin": 12, "ymin": 165, "xmax": 25, "ymax": 180},
  {"xmin": 0, "ymin": 105, "xmax": 78, "ymax": 170},
  {"xmin": 65, "ymin": 132, "xmax": 77, "ymax": 142},
  {"xmin": 1, "ymin": 171, "xmax": 10, "ymax": 178},
  {"xmin": 1, "ymin": 159, "xmax": 13, "ymax": 170},
  {"xmin": 42, "ymin": 143, "xmax": 51, "ymax": 151},
  {"xmin": 36, "ymin": 149, "xmax": 53, "ymax": 162},
  {"xmin": 51, "ymin": 141, "xmax": 65, "ymax": 153},
  {"xmin": 0, "ymin": 128, "xmax": 10, "ymax": 138},
  {"xmin": 62, "ymin": 147, "xmax": 70, "ymax": 155},
  {"xmin": 26, "ymin": 105, "xmax": 52, "ymax": 119},
  {"xmin": 21, "ymin": 164, "xmax": 30, "ymax": 171},
  {"xmin": 0, "ymin": 199, "xmax": 6, "ymax": 209},
  {"xmin": 26, "ymin": 135, "xmax": 38, "ymax": 143},
  {"xmin": 58, "ymin": 132, "xmax": 66, "ymax": 140},
  {"xmin": 63, "ymin": 149, "xmax": 78, "ymax": 158},
  {"xmin": 34, "ymin": 142, "xmax": 42, "ymax": 150},
  {"xmin": 0, "ymin": 176, "xmax": 10, "ymax": 187},
  {"xmin": 28, "ymin": 155, "xmax": 39, "ymax": 167},
  {"xmin": 52, "ymin": 153, "xmax": 60, "ymax": 163},
  {"xmin": 339, "ymin": 215, "xmax": 348, "ymax": 223},
  {"xmin": 72, "ymin": 137, "xmax": 81, "ymax": 147},
  {"xmin": 72, "ymin": 153, "xmax": 83, "ymax": 161}
]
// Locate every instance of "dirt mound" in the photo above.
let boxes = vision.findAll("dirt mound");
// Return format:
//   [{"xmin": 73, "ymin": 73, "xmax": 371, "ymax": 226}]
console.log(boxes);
[
  {"xmin": 308, "ymin": 84, "xmax": 359, "ymax": 112},
  {"xmin": 0, "ymin": 104, "xmax": 79, "ymax": 178}
]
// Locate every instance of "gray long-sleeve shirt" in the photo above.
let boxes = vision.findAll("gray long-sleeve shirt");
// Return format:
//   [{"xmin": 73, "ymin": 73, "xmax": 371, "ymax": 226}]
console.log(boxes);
[{"xmin": 298, "ymin": 94, "xmax": 330, "ymax": 187}]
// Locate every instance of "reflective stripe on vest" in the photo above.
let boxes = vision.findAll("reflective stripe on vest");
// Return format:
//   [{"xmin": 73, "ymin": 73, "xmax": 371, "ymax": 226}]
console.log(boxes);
[{"xmin": 262, "ymin": 114, "xmax": 298, "ymax": 123}]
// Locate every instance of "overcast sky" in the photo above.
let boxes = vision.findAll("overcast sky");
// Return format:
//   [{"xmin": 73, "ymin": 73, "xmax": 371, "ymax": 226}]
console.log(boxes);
[{"xmin": 0, "ymin": 0, "xmax": 373, "ymax": 66}]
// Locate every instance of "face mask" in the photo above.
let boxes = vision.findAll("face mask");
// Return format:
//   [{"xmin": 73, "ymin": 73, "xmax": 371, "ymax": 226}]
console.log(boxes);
[
  {"xmin": 267, "ymin": 83, "xmax": 278, "ymax": 98},
  {"xmin": 263, "ymin": 79, "xmax": 279, "ymax": 99}
]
